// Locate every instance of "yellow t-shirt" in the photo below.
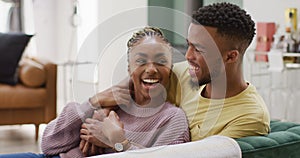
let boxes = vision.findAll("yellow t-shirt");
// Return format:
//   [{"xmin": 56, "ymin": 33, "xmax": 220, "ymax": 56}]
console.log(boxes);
[{"xmin": 168, "ymin": 61, "xmax": 270, "ymax": 141}]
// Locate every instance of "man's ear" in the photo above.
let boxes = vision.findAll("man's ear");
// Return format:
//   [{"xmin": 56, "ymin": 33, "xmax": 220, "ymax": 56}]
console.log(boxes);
[{"xmin": 225, "ymin": 50, "xmax": 239, "ymax": 63}]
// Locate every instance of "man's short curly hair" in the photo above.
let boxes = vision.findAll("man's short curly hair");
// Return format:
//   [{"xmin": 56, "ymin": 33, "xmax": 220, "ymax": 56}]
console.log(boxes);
[{"xmin": 192, "ymin": 2, "xmax": 255, "ymax": 53}]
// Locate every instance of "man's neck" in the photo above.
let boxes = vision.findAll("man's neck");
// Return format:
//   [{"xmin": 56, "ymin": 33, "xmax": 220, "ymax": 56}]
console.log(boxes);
[{"xmin": 202, "ymin": 74, "xmax": 248, "ymax": 99}]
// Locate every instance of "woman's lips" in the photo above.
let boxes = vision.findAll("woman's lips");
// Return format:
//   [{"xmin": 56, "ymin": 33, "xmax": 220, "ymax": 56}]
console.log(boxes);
[{"xmin": 141, "ymin": 78, "xmax": 160, "ymax": 90}]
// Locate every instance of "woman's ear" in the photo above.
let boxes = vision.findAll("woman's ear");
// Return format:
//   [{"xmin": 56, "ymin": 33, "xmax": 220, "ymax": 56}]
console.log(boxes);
[
  {"xmin": 127, "ymin": 65, "xmax": 132, "ymax": 76},
  {"xmin": 225, "ymin": 50, "xmax": 239, "ymax": 63},
  {"xmin": 129, "ymin": 78, "xmax": 135, "ymax": 100}
]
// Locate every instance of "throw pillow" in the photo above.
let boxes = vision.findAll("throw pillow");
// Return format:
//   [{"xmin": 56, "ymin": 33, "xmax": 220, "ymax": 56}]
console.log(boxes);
[
  {"xmin": 19, "ymin": 60, "xmax": 46, "ymax": 88},
  {"xmin": 0, "ymin": 32, "xmax": 33, "ymax": 85}
]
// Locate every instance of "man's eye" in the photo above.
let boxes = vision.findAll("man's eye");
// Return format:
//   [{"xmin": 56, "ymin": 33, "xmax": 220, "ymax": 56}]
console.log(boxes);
[
  {"xmin": 136, "ymin": 59, "xmax": 147, "ymax": 65},
  {"xmin": 195, "ymin": 48, "xmax": 205, "ymax": 54}
]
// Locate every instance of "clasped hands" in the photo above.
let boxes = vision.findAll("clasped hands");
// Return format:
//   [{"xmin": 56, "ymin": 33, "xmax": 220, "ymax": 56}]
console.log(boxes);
[
  {"xmin": 80, "ymin": 82, "xmax": 132, "ymax": 156},
  {"xmin": 80, "ymin": 108, "xmax": 126, "ymax": 156}
]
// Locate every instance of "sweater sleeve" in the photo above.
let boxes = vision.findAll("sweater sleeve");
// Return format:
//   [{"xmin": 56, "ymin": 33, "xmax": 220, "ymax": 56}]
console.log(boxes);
[{"xmin": 41, "ymin": 101, "xmax": 94, "ymax": 155}]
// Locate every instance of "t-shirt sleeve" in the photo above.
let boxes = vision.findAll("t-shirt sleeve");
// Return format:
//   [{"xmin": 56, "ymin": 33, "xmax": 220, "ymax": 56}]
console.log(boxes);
[
  {"xmin": 219, "ymin": 114, "xmax": 270, "ymax": 138},
  {"xmin": 167, "ymin": 71, "xmax": 180, "ymax": 106},
  {"xmin": 167, "ymin": 62, "xmax": 187, "ymax": 107}
]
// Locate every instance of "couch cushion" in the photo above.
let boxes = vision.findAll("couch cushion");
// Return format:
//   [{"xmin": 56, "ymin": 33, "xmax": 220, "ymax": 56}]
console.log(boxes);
[
  {"xmin": 0, "ymin": 84, "xmax": 46, "ymax": 109},
  {"xmin": 0, "ymin": 33, "xmax": 32, "ymax": 85},
  {"xmin": 236, "ymin": 121, "xmax": 300, "ymax": 158},
  {"xmin": 19, "ymin": 60, "xmax": 46, "ymax": 87}
]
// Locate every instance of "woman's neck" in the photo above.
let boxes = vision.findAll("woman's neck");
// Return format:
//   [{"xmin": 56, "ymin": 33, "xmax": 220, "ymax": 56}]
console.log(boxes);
[{"xmin": 134, "ymin": 93, "xmax": 166, "ymax": 107}]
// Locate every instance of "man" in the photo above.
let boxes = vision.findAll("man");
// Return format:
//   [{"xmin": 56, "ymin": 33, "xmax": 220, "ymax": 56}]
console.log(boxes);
[
  {"xmin": 167, "ymin": 2, "xmax": 270, "ymax": 141},
  {"xmin": 85, "ymin": 1, "xmax": 270, "ymax": 148}
]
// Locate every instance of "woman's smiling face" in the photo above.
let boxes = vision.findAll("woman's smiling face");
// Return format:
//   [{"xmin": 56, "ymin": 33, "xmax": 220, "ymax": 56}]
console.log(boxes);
[{"xmin": 128, "ymin": 36, "xmax": 172, "ymax": 105}]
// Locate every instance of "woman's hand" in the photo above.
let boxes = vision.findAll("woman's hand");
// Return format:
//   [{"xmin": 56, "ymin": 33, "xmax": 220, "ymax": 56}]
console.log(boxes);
[
  {"xmin": 80, "ymin": 123, "xmax": 110, "ymax": 148},
  {"xmin": 85, "ymin": 111, "xmax": 126, "ymax": 148},
  {"xmin": 79, "ymin": 109, "xmax": 111, "ymax": 156}
]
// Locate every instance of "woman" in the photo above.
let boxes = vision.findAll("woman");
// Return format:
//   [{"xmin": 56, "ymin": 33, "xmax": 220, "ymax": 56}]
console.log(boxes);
[
  {"xmin": 79, "ymin": 26, "xmax": 190, "ymax": 156},
  {"xmin": 0, "ymin": 27, "xmax": 190, "ymax": 158}
]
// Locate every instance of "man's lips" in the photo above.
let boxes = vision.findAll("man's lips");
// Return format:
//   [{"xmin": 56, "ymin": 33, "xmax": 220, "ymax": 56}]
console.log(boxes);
[{"xmin": 188, "ymin": 63, "xmax": 200, "ymax": 77}]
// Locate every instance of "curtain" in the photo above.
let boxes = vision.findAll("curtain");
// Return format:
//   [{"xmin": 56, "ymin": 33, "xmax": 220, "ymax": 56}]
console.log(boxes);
[
  {"xmin": 4, "ymin": 0, "xmax": 23, "ymax": 32},
  {"xmin": 2, "ymin": 0, "xmax": 37, "ymax": 56}
]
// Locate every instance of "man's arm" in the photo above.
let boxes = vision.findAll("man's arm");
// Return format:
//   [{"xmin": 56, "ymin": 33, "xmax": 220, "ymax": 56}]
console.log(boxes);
[{"xmin": 90, "ymin": 77, "xmax": 132, "ymax": 108}]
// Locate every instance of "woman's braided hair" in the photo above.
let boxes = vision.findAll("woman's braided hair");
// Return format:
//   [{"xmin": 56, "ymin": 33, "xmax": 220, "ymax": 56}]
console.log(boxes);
[{"xmin": 127, "ymin": 26, "xmax": 171, "ymax": 51}]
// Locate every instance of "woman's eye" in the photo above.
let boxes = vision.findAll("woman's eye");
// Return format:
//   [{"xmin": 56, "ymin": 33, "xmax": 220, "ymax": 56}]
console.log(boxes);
[
  {"xmin": 136, "ymin": 59, "xmax": 147, "ymax": 65},
  {"xmin": 156, "ymin": 58, "xmax": 168, "ymax": 65}
]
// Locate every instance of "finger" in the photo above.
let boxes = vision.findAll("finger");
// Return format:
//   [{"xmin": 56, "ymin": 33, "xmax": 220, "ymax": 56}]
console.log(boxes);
[
  {"xmin": 112, "ymin": 88, "xmax": 131, "ymax": 101},
  {"xmin": 117, "ymin": 97, "xmax": 131, "ymax": 107},
  {"xmin": 91, "ymin": 144, "xmax": 97, "ymax": 156},
  {"xmin": 93, "ymin": 110, "xmax": 106, "ymax": 121},
  {"xmin": 80, "ymin": 135, "xmax": 89, "ymax": 141},
  {"xmin": 108, "ymin": 111, "xmax": 124, "ymax": 128},
  {"xmin": 81, "ymin": 123, "xmax": 87, "ymax": 129},
  {"xmin": 85, "ymin": 118, "xmax": 98, "ymax": 124},
  {"xmin": 81, "ymin": 135, "xmax": 95, "ymax": 143},
  {"xmin": 108, "ymin": 111, "xmax": 119, "ymax": 120},
  {"xmin": 113, "ymin": 89, "xmax": 131, "ymax": 99},
  {"xmin": 85, "ymin": 123, "xmax": 103, "ymax": 138},
  {"xmin": 101, "ymin": 108, "xmax": 111, "ymax": 116},
  {"xmin": 79, "ymin": 140, "xmax": 86, "ymax": 151},
  {"xmin": 80, "ymin": 128, "xmax": 89, "ymax": 135},
  {"xmin": 82, "ymin": 142, "xmax": 91, "ymax": 157}
]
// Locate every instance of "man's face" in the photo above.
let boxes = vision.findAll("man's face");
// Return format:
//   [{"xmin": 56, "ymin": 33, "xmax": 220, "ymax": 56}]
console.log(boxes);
[
  {"xmin": 185, "ymin": 23, "xmax": 225, "ymax": 86},
  {"xmin": 128, "ymin": 37, "xmax": 172, "ymax": 101}
]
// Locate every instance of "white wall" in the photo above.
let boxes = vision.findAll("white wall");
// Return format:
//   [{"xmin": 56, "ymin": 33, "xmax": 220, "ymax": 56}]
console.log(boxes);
[
  {"xmin": 33, "ymin": 0, "xmax": 58, "ymax": 62},
  {"xmin": 33, "ymin": 0, "xmax": 77, "ymax": 63},
  {"xmin": 31, "ymin": 0, "xmax": 148, "ymax": 106},
  {"xmin": 72, "ymin": 0, "xmax": 148, "ymax": 103}
]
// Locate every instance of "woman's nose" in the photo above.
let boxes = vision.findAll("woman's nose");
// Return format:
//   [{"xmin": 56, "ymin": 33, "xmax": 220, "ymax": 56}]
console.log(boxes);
[{"xmin": 145, "ymin": 63, "xmax": 158, "ymax": 74}]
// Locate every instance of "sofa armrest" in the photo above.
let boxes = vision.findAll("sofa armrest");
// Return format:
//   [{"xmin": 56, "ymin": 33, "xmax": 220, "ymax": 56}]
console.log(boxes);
[
  {"xmin": 25, "ymin": 57, "xmax": 57, "ymax": 122},
  {"xmin": 89, "ymin": 136, "xmax": 241, "ymax": 158}
]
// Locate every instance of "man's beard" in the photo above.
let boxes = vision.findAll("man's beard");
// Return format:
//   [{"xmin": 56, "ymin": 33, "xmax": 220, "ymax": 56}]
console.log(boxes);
[
  {"xmin": 188, "ymin": 59, "xmax": 222, "ymax": 90},
  {"xmin": 189, "ymin": 76, "xmax": 211, "ymax": 90}
]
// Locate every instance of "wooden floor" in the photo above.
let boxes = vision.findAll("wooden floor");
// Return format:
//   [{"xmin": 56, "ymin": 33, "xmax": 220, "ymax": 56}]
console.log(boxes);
[{"xmin": 0, "ymin": 124, "xmax": 46, "ymax": 154}]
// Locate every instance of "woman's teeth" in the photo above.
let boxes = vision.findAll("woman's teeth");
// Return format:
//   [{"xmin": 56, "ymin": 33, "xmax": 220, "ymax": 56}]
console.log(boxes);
[{"xmin": 142, "ymin": 79, "xmax": 159, "ymax": 84}]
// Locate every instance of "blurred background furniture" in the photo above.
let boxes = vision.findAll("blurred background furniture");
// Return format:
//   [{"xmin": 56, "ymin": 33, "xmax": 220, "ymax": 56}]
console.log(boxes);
[
  {"xmin": 237, "ymin": 120, "xmax": 300, "ymax": 158},
  {"xmin": 0, "ymin": 57, "xmax": 57, "ymax": 141}
]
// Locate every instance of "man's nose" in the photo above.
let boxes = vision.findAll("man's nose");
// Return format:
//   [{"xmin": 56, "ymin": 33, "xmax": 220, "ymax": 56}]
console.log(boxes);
[
  {"xmin": 185, "ymin": 46, "xmax": 195, "ymax": 61},
  {"xmin": 145, "ymin": 63, "xmax": 158, "ymax": 74}
]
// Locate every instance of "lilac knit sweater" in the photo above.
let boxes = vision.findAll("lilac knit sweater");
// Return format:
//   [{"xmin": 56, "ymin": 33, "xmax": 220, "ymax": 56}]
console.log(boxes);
[{"xmin": 41, "ymin": 101, "xmax": 190, "ymax": 158}]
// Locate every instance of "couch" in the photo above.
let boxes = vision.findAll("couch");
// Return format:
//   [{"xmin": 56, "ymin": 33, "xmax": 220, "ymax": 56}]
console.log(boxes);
[
  {"xmin": 90, "ymin": 135, "xmax": 241, "ymax": 158},
  {"xmin": 90, "ymin": 120, "xmax": 300, "ymax": 158},
  {"xmin": 0, "ymin": 57, "xmax": 57, "ymax": 141},
  {"xmin": 236, "ymin": 120, "xmax": 300, "ymax": 158}
]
